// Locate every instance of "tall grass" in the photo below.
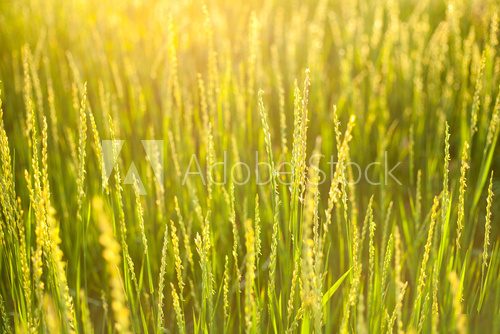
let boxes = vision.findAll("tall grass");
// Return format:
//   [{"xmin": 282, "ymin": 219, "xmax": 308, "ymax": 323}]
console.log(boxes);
[{"xmin": 0, "ymin": 0, "xmax": 499, "ymax": 333}]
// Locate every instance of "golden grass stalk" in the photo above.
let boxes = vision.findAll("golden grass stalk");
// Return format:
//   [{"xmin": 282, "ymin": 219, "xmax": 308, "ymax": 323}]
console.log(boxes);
[
  {"xmin": 431, "ymin": 264, "xmax": 439, "ymax": 333},
  {"xmin": 22, "ymin": 46, "xmax": 34, "ymax": 145},
  {"xmin": 170, "ymin": 220, "xmax": 185, "ymax": 297},
  {"xmin": 489, "ymin": 11, "xmax": 498, "ymax": 51},
  {"xmin": 106, "ymin": 112, "xmax": 140, "ymax": 295},
  {"xmin": 388, "ymin": 281, "xmax": 408, "ymax": 334},
  {"xmin": 482, "ymin": 172, "xmax": 494, "ymax": 270},
  {"xmin": 76, "ymin": 83, "xmax": 88, "ymax": 224},
  {"xmin": 286, "ymin": 256, "xmax": 300, "ymax": 326},
  {"xmin": 254, "ymin": 195, "xmax": 261, "ymax": 266},
  {"xmin": 197, "ymin": 74, "xmax": 209, "ymax": 134},
  {"xmin": 231, "ymin": 135, "xmax": 243, "ymax": 181},
  {"xmin": 206, "ymin": 122, "xmax": 215, "ymax": 209},
  {"xmin": 286, "ymin": 303, "xmax": 307, "ymax": 334},
  {"xmin": 368, "ymin": 199, "xmax": 376, "ymax": 313},
  {"xmin": 417, "ymin": 293, "xmax": 430, "ymax": 333},
  {"xmin": 167, "ymin": 16, "xmax": 182, "ymax": 112},
  {"xmin": 448, "ymin": 271, "xmax": 466, "ymax": 334},
  {"xmin": 223, "ymin": 255, "xmax": 230, "ymax": 326},
  {"xmin": 442, "ymin": 122, "xmax": 450, "ymax": 223},
  {"xmin": 291, "ymin": 70, "xmax": 311, "ymax": 203},
  {"xmin": 360, "ymin": 196, "xmax": 374, "ymax": 259},
  {"xmin": 174, "ymin": 196, "xmax": 194, "ymax": 272},
  {"xmin": 43, "ymin": 56, "xmax": 59, "ymax": 146},
  {"xmin": 24, "ymin": 97, "xmax": 45, "ymax": 332},
  {"xmin": 416, "ymin": 169, "xmax": 422, "ymax": 222},
  {"xmin": 256, "ymin": 89, "xmax": 282, "ymax": 317},
  {"xmin": 202, "ymin": 5, "xmax": 219, "ymax": 117},
  {"xmin": 45, "ymin": 226, "xmax": 77, "ymax": 334},
  {"xmin": 340, "ymin": 195, "xmax": 366, "ymax": 333},
  {"xmin": 168, "ymin": 131, "xmax": 182, "ymax": 178},
  {"xmin": 486, "ymin": 88, "xmax": 500, "ymax": 146},
  {"xmin": 381, "ymin": 201, "xmax": 393, "ymax": 260},
  {"xmin": 268, "ymin": 197, "xmax": 280, "ymax": 309},
  {"xmin": 151, "ymin": 129, "xmax": 166, "ymax": 220},
  {"xmin": 416, "ymin": 195, "xmax": 440, "ymax": 314},
  {"xmin": 195, "ymin": 212, "xmax": 215, "ymax": 331},
  {"xmin": 43, "ymin": 117, "xmax": 77, "ymax": 332},
  {"xmin": 409, "ymin": 125, "xmax": 415, "ymax": 183},
  {"xmin": 227, "ymin": 183, "xmax": 242, "ymax": 290},
  {"xmin": 247, "ymin": 13, "xmax": 260, "ymax": 101},
  {"xmin": 0, "ymin": 90, "xmax": 10, "ymax": 247},
  {"xmin": 301, "ymin": 142, "xmax": 323, "ymax": 332},
  {"xmin": 257, "ymin": 91, "xmax": 280, "ymax": 216},
  {"xmin": 257, "ymin": 90, "xmax": 275, "ymax": 175},
  {"xmin": 92, "ymin": 197, "xmax": 131, "ymax": 334},
  {"xmin": 277, "ymin": 73, "xmax": 287, "ymax": 156},
  {"xmin": 346, "ymin": 152, "xmax": 358, "ymax": 225},
  {"xmin": 156, "ymin": 220, "xmax": 169, "ymax": 332},
  {"xmin": 0, "ymin": 130, "xmax": 31, "ymax": 330},
  {"xmin": 380, "ymin": 308, "xmax": 389, "ymax": 334},
  {"xmin": 244, "ymin": 218, "xmax": 258, "ymax": 332},
  {"xmin": 470, "ymin": 52, "xmax": 486, "ymax": 138},
  {"xmin": 381, "ymin": 233, "xmax": 394, "ymax": 296},
  {"xmin": 171, "ymin": 283, "xmax": 186, "ymax": 334},
  {"xmin": 88, "ymin": 108, "xmax": 107, "ymax": 194},
  {"xmin": 394, "ymin": 227, "xmax": 405, "ymax": 334},
  {"xmin": 28, "ymin": 50, "xmax": 44, "ymax": 121},
  {"xmin": 290, "ymin": 79, "xmax": 303, "ymax": 198},
  {"xmin": 133, "ymin": 178, "xmax": 148, "ymax": 256},
  {"xmin": 455, "ymin": 142, "xmax": 470, "ymax": 250},
  {"xmin": 325, "ymin": 114, "xmax": 355, "ymax": 225}
]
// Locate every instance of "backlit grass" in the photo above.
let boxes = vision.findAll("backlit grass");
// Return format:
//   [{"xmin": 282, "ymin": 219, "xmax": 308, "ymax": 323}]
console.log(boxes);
[{"xmin": 0, "ymin": 0, "xmax": 499, "ymax": 333}]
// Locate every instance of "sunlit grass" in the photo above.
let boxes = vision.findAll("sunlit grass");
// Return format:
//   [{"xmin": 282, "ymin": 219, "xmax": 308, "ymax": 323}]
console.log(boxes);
[{"xmin": 0, "ymin": 0, "xmax": 499, "ymax": 333}]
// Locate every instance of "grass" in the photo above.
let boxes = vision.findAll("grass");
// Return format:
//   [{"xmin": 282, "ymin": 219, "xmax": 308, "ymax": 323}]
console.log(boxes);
[{"xmin": 0, "ymin": 0, "xmax": 499, "ymax": 332}]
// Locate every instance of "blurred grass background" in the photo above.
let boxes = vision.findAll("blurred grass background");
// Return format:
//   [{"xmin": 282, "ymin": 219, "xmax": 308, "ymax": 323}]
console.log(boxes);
[{"xmin": 0, "ymin": 0, "xmax": 499, "ymax": 332}]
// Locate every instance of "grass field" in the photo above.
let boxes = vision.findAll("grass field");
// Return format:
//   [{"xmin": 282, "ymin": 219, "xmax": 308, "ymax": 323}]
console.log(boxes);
[{"xmin": 0, "ymin": 0, "xmax": 499, "ymax": 333}]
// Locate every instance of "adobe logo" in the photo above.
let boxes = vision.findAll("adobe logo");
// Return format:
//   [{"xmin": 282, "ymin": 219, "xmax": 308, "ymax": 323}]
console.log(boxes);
[{"xmin": 101, "ymin": 140, "xmax": 164, "ymax": 195}]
